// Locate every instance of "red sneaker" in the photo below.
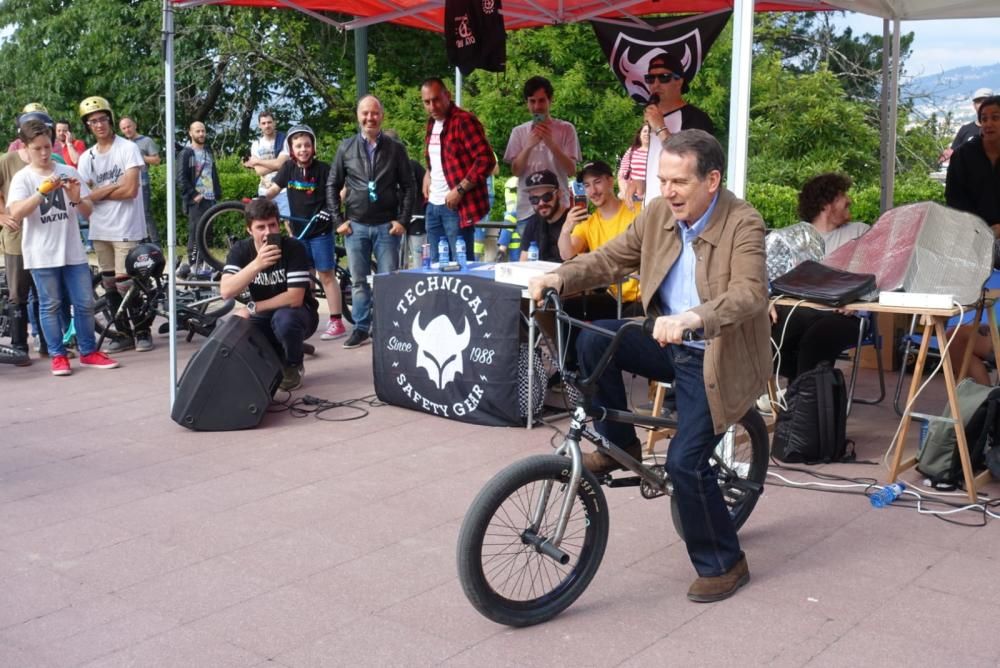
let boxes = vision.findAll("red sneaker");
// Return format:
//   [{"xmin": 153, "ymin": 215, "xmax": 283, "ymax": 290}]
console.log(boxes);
[
  {"xmin": 51, "ymin": 355, "xmax": 72, "ymax": 376},
  {"xmin": 79, "ymin": 351, "xmax": 120, "ymax": 369}
]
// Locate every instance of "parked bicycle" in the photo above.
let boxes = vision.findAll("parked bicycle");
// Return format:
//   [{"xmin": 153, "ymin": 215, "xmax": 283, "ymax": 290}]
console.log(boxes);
[
  {"xmin": 195, "ymin": 199, "xmax": 353, "ymax": 322},
  {"xmin": 456, "ymin": 291, "xmax": 769, "ymax": 627}
]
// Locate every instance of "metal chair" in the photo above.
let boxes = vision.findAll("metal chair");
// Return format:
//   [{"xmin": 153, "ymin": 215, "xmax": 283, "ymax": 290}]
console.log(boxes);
[{"xmin": 844, "ymin": 311, "xmax": 886, "ymax": 415}]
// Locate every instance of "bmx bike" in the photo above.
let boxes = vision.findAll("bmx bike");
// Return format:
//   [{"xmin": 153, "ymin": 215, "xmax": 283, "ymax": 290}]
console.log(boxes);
[{"xmin": 456, "ymin": 291, "xmax": 769, "ymax": 627}]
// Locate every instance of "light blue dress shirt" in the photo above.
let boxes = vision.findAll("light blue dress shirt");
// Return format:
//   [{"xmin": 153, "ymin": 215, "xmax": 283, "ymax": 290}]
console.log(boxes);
[{"xmin": 656, "ymin": 192, "xmax": 720, "ymax": 349}]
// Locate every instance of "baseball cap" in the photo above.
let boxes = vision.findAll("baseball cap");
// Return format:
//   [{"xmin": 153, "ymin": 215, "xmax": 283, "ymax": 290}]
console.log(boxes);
[
  {"xmin": 524, "ymin": 170, "xmax": 560, "ymax": 190},
  {"xmin": 648, "ymin": 53, "xmax": 684, "ymax": 75},
  {"xmin": 973, "ymin": 88, "xmax": 994, "ymax": 101},
  {"xmin": 577, "ymin": 160, "xmax": 613, "ymax": 182}
]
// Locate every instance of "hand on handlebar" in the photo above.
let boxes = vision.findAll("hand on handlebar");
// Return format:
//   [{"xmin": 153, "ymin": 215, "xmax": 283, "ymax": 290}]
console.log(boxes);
[
  {"xmin": 645, "ymin": 312, "xmax": 704, "ymax": 346},
  {"xmin": 528, "ymin": 273, "xmax": 562, "ymax": 303}
]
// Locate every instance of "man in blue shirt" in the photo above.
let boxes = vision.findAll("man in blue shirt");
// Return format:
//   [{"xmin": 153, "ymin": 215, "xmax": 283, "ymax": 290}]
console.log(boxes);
[{"xmin": 530, "ymin": 130, "xmax": 770, "ymax": 604}]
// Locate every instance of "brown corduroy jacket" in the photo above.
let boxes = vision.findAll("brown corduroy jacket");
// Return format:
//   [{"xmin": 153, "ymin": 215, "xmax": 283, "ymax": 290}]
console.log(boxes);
[{"xmin": 551, "ymin": 189, "xmax": 771, "ymax": 433}]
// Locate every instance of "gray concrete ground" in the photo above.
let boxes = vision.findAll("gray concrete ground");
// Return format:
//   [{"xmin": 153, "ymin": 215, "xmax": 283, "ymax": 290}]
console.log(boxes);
[{"xmin": 1, "ymin": 328, "xmax": 998, "ymax": 667}]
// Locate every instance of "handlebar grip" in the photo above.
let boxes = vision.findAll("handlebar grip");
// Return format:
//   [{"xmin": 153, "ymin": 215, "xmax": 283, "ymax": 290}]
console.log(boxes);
[
  {"xmin": 682, "ymin": 329, "xmax": 704, "ymax": 342},
  {"xmin": 642, "ymin": 317, "xmax": 657, "ymax": 337}
]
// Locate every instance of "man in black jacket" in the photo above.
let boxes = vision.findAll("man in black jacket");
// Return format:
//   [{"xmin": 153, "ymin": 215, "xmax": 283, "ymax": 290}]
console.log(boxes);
[
  {"xmin": 177, "ymin": 121, "xmax": 222, "ymax": 274},
  {"xmin": 326, "ymin": 95, "xmax": 415, "ymax": 349}
]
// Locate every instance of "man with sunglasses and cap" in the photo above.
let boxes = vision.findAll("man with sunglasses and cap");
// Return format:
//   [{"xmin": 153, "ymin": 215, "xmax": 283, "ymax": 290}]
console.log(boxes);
[
  {"xmin": 642, "ymin": 53, "xmax": 715, "ymax": 205},
  {"xmin": 519, "ymin": 170, "xmax": 568, "ymax": 263}
]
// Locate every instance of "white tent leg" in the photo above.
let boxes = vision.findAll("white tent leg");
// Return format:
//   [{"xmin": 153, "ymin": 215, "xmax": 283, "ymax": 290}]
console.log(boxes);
[
  {"xmin": 163, "ymin": 0, "xmax": 179, "ymax": 407},
  {"xmin": 726, "ymin": 0, "xmax": 754, "ymax": 197},
  {"xmin": 455, "ymin": 67, "xmax": 463, "ymax": 107},
  {"xmin": 880, "ymin": 17, "xmax": 900, "ymax": 213}
]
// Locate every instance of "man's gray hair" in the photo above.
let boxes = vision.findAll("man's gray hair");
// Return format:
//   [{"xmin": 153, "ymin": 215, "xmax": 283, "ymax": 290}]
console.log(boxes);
[
  {"xmin": 357, "ymin": 94, "xmax": 384, "ymax": 112},
  {"xmin": 662, "ymin": 129, "xmax": 725, "ymax": 180}
]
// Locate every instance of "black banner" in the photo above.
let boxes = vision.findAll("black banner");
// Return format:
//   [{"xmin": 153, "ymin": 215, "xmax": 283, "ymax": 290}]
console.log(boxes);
[
  {"xmin": 592, "ymin": 12, "xmax": 731, "ymax": 103},
  {"xmin": 373, "ymin": 272, "xmax": 522, "ymax": 427},
  {"xmin": 445, "ymin": 0, "xmax": 506, "ymax": 75}
]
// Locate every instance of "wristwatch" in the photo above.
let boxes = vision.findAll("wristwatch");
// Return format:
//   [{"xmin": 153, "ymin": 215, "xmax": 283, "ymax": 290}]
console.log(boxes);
[
  {"xmin": 456, "ymin": 183, "xmax": 467, "ymax": 196},
  {"xmin": 246, "ymin": 301, "xmax": 256, "ymax": 316}
]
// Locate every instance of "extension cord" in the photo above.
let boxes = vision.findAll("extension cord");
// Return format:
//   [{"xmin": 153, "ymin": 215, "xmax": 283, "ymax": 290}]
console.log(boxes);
[{"xmin": 878, "ymin": 291, "xmax": 954, "ymax": 310}]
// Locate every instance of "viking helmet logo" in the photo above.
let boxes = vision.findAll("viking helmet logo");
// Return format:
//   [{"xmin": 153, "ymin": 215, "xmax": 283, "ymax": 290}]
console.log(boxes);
[
  {"xmin": 527, "ymin": 172, "xmax": 544, "ymax": 185},
  {"xmin": 412, "ymin": 312, "xmax": 471, "ymax": 389}
]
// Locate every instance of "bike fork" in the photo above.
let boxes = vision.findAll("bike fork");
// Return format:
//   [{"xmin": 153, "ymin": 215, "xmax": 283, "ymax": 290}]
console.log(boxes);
[{"xmin": 525, "ymin": 406, "xmax": 587, "ymax": 564}]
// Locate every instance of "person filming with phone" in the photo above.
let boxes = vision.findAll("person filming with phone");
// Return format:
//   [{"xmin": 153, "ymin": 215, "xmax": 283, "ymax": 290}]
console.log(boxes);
[{"xmin": 220, "ymin": 198, "xmax": 319, "ymax": 392}]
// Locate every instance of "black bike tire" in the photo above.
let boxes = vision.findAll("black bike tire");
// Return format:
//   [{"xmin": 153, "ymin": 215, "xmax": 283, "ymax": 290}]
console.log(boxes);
[
  {"xmin": 196, "ymin": 200, "xmax": 246, "ymax": 272},
  {"xmin": 457, "ymin": 455, "xmax": 609, "ymax": 627},
  {"xmin": 669, "ymin": 409, "xmax": 769, "ymax": 540}
]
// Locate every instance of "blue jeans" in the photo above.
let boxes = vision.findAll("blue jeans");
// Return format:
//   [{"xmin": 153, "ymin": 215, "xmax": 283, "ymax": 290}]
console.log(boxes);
[
  {"xmin": 250, "ymin": 305, "xmax": 318, "ymax": 367},
  {"xmin": 30, "ymin": 263, "xmax": 98, "ymax": 357},
  {"xmin": 425, "ymin": 203, "xmax": 474, "ymax": 263},
  {"xmin": 576, "ymin": 319, "xmax": 742, "ymax": 577},
  {"xmin": 345, "ymin": 222, "xmax": 400, "ymax": 333}
]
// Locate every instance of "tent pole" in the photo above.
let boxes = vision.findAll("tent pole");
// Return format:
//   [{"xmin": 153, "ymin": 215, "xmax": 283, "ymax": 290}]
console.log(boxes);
[
  {"xmin": 354, "ymin": 26, "xmax": 368, "ymax": 98},
  {"xmin": 455, "ymin": 67, "xmax": 463, "ymax": 107},
  {"xmin": 880, "ymin": 18, "xmax": 900, "ymax": 213},
  {"xmin": 726, "ymin": 0, "xmax": 754, "ymax": 198},
  {"xmin": 163, "ymin": 0, "xmax": 179, "ymax": 407}
]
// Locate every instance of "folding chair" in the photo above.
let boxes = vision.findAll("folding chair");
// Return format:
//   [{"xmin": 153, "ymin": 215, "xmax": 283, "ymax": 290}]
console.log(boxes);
[{"xmin": 844, "ymin": 311, "xmax": 886, "ymax": 415}]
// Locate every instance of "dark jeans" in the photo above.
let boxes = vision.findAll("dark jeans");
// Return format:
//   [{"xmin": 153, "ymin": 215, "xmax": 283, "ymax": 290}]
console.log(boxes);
[
  {"xmin": 250, "ymin": 305, "xmax": 318, "ymax": 367},
  {"xmin": 772, "ymin": 305, "xmax": 858, "ymax": 380},
  {"xmin": 184, "ymin": 199, "xmax": 214, "ymax": 262},
  {"xmin": 576, "ymin": 319, "xmax": 741, "ymax": 577}
]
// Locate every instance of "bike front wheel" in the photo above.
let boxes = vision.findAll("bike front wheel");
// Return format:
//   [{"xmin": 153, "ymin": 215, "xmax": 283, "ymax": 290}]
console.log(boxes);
[
  {"xmin": 670, "ymin": 409, "xmax": 769, "ymax": 540},
  {"xmin": 195, "ymin": 200, "xmax": 246, "ymax": 272},
  {"xmin": 457, "ymin": 455, "xmax": 609, "ymax": 627}
]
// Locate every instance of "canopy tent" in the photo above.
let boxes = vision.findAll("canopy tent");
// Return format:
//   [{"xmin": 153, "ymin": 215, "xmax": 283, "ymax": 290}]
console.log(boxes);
[{"xmin": 161, "ymin": 0, "xmax": 1000, "ymax": 406}]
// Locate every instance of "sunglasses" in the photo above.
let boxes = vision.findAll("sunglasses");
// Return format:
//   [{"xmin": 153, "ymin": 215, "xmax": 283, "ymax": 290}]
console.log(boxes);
[
  {"xmin": 644, "ymin": 73, "xmax": 684, "ymax": 84},
  {"xmin": 368, "ymin": 180, "xmax": 378, "ymax": 203},
  {"xmin": 528, "ymin": 191, "xmax": 556, "ymax": 205}
]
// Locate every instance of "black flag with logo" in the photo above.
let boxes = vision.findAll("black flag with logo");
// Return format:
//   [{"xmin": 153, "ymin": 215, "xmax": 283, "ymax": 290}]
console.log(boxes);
[
  {"xmin": 592, "ymin": 11, "xmax": 731, "ymax": 103},
  {"xmin": 446, "ymin": 0, "xmax": 506, "ymax": 75}
]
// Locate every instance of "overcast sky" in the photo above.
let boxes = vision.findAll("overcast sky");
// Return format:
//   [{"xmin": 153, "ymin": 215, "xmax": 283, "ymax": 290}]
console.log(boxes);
[{"xmin": 836, "ymin": 14, "xmax": 1000, "ymax": 78}]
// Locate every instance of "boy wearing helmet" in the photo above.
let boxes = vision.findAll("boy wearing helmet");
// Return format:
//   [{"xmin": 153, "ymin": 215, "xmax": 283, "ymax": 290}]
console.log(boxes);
[
  {"xmin": 264, "ymin": 124, "xmax": 346, "ymax": 340},
  {"xmin": 6, "ymin": 119, "xmax": 120, "ymax": 376},
  {"xmin": 177, "ymin": 121, "xmax": 222, "ymax": 276},
  {"xmin": 76, "ymin": 95, "xmax": 153, "ymax": 353},
  {"xmin": 7, "ymin": 103, "xmax": 63, "ymax": 154}
]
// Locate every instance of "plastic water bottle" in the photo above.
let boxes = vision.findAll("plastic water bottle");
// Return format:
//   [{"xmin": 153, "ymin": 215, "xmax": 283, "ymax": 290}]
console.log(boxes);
[
  {"xmin": 870, "ymin": 482, "xmax": 906, "ymax": 508},
  {"xmin": 527, "ymin": 241, "xmax": 540, "ymax": 262},
  {"xmin": 455, "ymin": 237, "xmax": 467, "ymax": 269},
  {"xmin": 438, "ymin": 237, "xmax": 450, "ymax": 265}
]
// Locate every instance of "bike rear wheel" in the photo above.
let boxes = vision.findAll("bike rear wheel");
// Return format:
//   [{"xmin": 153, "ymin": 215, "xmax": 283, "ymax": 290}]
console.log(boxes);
[
  {"xmin": 669, "ymin": 409, "xmax": 769, "ymax": 540},
  {"xmin": 196, "ymin": 200, "xmax": 246, "ymax": 272},
  {"xmin": 457, "ymin": 455, "xmax": 609, "ymax": 627}
]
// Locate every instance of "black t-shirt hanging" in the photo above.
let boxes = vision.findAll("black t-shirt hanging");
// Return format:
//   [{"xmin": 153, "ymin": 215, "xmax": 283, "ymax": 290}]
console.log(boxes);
[
  {"xmin": 223, "ymin": 237, "xmax": 319, "ymax": 313},
  {"xmin": 272, "ymin": 159, "xmax": 332, "ymax": 238},
  {"xmin": 445, "ymin": 0, "xmax": 506, "ymax": 75}
]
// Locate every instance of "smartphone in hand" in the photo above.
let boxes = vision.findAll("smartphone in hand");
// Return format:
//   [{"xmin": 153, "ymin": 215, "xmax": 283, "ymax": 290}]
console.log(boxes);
[
  {"xmin": 266, "ymin": 233, "xmax": 282, "ymax": 247},
  {"xmin": 572, "ymin": 181, "xmax": 587, "ymax": 209}
]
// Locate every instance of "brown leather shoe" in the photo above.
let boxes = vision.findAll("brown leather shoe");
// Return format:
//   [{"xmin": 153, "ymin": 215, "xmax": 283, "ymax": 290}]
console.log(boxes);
[
  {"xmin": 687, "ymin": 553, "xmax": 749, "ymax": 603},
  {"xmin": 582, "ymin": 440, "xmax": 642, "ymax": 475}
]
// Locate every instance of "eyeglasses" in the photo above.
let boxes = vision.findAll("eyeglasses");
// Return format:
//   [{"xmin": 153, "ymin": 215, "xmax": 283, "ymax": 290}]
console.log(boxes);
[
  {"xmin": 528, "ymin": 191, "xmax": 556, "ymax": 205},
  {"xmin": 367, "ymin": 180, "xmax": 378, "ymax": 203},
  {"xmin": 86, "ymin": 116, "xmax": 111, "ymax": 126},
  {"xmin": 644, "ymin": 73, "xmax": 683, "ymax": 84}
]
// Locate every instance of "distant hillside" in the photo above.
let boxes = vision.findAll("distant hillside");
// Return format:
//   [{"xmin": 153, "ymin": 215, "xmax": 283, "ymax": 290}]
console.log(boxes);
[{"xmin": 907, "ymin": 63, "xmax": 1000, "ymax": 127}]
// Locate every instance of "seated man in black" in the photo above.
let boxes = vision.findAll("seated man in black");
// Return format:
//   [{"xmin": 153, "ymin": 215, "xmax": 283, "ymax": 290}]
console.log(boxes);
[
  {"xmin": 519, "ymin": 169, "xmax": 568, "ymax": 263},
  {"xmin": 220, "ymin": 198, "xmax": 319, "ymax": 391}
]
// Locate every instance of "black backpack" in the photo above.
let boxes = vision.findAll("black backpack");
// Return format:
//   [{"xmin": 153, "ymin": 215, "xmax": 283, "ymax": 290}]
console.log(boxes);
[{"xmin": 772, "ymin": 363, "xmax": 852, "ymax": 464}]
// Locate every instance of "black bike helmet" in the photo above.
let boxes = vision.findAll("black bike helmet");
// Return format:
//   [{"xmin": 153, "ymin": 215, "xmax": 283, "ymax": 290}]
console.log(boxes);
[
  {"xmin": 125, "ymin": 243, "xmax": 166, "ymax": 280},
  {"xmin": 16, "ymin": 110, "xmax": 55, "ymax": 131}
]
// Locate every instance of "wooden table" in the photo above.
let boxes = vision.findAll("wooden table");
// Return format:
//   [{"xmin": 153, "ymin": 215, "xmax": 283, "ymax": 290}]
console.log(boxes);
[{"xmin": 775, "ymin": 297, "xmax": 999, "ymax": 502}]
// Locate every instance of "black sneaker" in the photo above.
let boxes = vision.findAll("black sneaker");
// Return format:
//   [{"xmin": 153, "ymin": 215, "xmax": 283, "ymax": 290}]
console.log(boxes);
[
  {"xmin": 135, "ymin": 333, "xmax": 154, "ymax": 352},
  {"xmin": 343, "ymin": 330, "xmax": 370, "ymax": 349},
  {"xmin": 106, "ymin": 336, "xmax": 135, "ymax": 353},
  {"xmin": 279, "ymin": 365, "xmax": 303, "ymax": 391}
]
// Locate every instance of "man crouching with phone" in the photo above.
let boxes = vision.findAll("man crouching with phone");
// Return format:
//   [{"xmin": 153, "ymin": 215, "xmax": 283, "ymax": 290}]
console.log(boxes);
[{"xmin": 220, "ymin": 197, "xmax": 319, "ymax": 391}]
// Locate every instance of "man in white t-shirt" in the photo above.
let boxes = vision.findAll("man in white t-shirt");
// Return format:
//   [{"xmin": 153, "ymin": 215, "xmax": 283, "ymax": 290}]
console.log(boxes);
[
  {"xmin": 243, "ymin": 110, "xmax": 289, "ymax": 217},
  {"xmin": 504, "ymin": 76, "xmax": 580, "ymax": 232},
  {"xmin": 76, "ymin": 96, "xmax": 152, "ymax": 353}
]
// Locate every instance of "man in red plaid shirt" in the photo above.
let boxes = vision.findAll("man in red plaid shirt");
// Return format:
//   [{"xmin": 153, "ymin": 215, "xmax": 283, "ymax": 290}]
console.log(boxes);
[{"xmin": 420, "ymin": 77, "xmax": 496, "ymax": 262}]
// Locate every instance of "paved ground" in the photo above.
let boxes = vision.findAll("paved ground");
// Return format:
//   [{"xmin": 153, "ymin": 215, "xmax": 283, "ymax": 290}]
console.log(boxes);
[{"xmin": 1, "ymin": 328, "xmax": 998, "ymax": 667}]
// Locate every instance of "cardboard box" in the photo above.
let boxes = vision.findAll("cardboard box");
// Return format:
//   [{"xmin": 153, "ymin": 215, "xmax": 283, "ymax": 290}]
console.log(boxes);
[{"xmin": 494, "ymin": 260, "xmax": 561, "ymax": 287}]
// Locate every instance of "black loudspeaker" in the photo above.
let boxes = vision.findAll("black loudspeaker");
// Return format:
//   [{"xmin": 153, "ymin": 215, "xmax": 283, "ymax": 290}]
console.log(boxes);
[{"xmin": 171, "ymin": 316, "xmax": 282, "ymax": 431}]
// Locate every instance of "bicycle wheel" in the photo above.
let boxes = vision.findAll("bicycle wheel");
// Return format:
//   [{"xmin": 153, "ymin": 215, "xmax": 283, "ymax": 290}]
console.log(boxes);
[
  {"xmin": 457, "ymin": 455, "xmax": 609, "ymax": 627},
  {"xmin": 196, "ymin": 200, "xmax": 246, "ymax": 272},
  {"xmin": 670, "ymin": 409, "xmax": 769, "ymax": 540}
]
